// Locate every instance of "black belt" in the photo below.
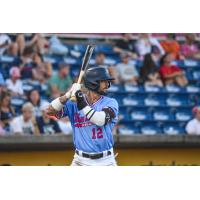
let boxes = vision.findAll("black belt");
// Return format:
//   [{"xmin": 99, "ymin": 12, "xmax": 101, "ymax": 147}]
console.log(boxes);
[{"xmin": 75, "ymin": 150, "xmax": 112, "ymax": 160}]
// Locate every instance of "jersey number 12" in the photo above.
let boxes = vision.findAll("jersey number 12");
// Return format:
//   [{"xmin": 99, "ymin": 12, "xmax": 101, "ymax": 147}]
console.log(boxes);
[{"xmin": 92, "ymin": 127, "xmax": 103, "ymax": 139}]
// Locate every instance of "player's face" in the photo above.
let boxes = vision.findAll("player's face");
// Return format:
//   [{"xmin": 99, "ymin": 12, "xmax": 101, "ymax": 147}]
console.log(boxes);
[{"xmin": 99, "ymin": 80, "xmax": 109, "ymax": 92}]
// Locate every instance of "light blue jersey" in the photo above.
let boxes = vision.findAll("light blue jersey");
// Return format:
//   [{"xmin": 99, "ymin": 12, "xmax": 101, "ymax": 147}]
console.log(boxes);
[{"xmin": 60, "ymin": 96, "xmax": 118, "ymax": 153}]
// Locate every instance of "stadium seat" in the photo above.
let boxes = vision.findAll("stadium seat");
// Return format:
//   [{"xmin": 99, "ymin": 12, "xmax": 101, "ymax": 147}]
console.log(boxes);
[
  {"xmin": 0, "ymin": 55, "xmax": 15, "ymax": 63},
  {"xmin": 144, "ymin": 85, "xmax": 163, "ymax": 93},
  {"xmin": 186, "ymin": 85, "xmax": 200, "ymax": 93},
  {"xmin": 118, "ymin": 126, "xmax": 140, "ymax": 135},
  {"xmin": 153, "ymin": 109, "xmax": 174, "ymax": 121},
  {"xmin": 73, "ymin": 44, "xmax": 87, "ymax": 53},
  {"xmin": 175, "ymin": 109, "xmax": 192, "ymax": 121},
  {"xmin": 107, "ymin": 84, "xmax": 122, "ymax": 93},
  {"xmin": 184, "ymin": 60, "xmax": 198, "ymax": 67},
  {"xmin": 193, "ymin": 71, "xmax": 200, "ymax": 80},
  {"xmin": 130, "ymin": 110, "xmax": 151, "ymax": 121},
  {"xmin": 166, "ymin": 96, "xmax": 187, "ymax": 106},
  {"xmin": 163, "ymin": 124, "xmax": 185, "ymax": 135},
  {"xmin": 144, "ymin": 95, "xmax": 165, "ymax": 106},
  {"xmin": 165, "ymin": 85, "xmax": 183, "ymax": 93},
  {"xmin": 141, "ymin": 124, "xmax": 162, "ymax": 135},
  {"xmin": 124, "ymin": 84, "xmax": 141, "ymax": 92},
  {"xmin": 123, "ymin": 95, "xmax": 143, "ymax": 106}
]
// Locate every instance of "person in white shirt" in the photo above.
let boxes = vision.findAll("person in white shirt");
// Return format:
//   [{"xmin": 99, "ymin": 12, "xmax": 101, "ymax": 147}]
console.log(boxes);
[
  {"xmin": 28, "ymin": 89, "xmax": 49, "ymax": 117},
  {"xmin": 135, "ymin": 33, "xmax": 165, "ymax": 58},
  {"xmin": 0, "ymin": 34, "xmax": 12, "ymax": 55},
  {"xmin": 116, "ymin": 52, "xmax": 139, "ymax": 84},
  {"xmin": 6, "ymin": 67, "xmax": 24, "ymax": 96},
  {"xmin": 186, "ymin": 106, "xmax": 200, "ymax": 135},
  {"xmin": 10, "ymin": 102, "xmax": 39, "ymax": 135}
]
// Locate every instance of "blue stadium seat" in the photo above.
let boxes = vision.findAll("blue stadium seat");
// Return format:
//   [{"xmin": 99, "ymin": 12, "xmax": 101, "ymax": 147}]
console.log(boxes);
[
  {"xmin": 175, "ymin": 109, "xmax": 192, "ymax": 121},
  {"xmin": 166, "ymin": 96, "xmax": 187, "ymax": 106},
  {"xmin": 193, "ymin": 71, "xmax": 200, "ymax": 80},
  {"xmin": 63, "ymin": 56, "xmax": 80, "ymax": 65},
  {"xmin": 144, "ymin": 85, "xmax": 163, "ymax": 93},
  {"xmin": 141, "ymin": 124, "xmax": 162, "ymax": 135},
  {"xmin": 184, "ymin": 60, "xmax": 198, "ymax": 67},
  {"xmin": 163, "ymin": 124, "xmax": 185, "ymax": 135},
  {"xmin": 11, "ymin": 97, "xmax": 26, "ymax": 115},
  {"xmin": 95, "ymin": 44, "xmax": 114, "ymax": 54},
  {"xmin": 73, "ymin": 44, "xmax": 87, "ymax": 53},
  {"xmin": 153, "ymin": 109, "xmax": 174, "ymax": 121},
  {"xmin": 186, "ymin": 85, "xmax": 200, "ymax": 93},
  {"xmin": 144, "ymin": 95, "xmax": 165, "ymax": 106},
  {"xmin": 107, "ymin": 84, "xmax": 122, "ymax": 93},
  {"xmin": 124, "ymin": 84, "xmax": 141, "ymax": 93},
  {"xmin": 131, "ymin": 110, "xmax": 151, "ymax": 121},
  {"xmin": 165, "ymin": 85, "xmax": 183, "ymax": 93},
  {"xmin": 118, "ymin": 125, "xmax": 140, "ymax": 135},
  {"xmin": 123, "ymin": 95, "xmax": 144, "ymax": 106}
]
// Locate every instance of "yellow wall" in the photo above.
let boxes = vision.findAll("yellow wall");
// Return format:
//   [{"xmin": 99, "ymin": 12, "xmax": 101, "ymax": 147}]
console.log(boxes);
[{"xmin": 1, "ymin": 148, "xmax": 200, "ymax": 166}]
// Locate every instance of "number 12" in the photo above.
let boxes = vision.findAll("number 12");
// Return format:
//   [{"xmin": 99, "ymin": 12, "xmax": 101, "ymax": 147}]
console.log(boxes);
[{"xmin": 92, "ymin": 127, "xmax": 103, "ymax": 139}]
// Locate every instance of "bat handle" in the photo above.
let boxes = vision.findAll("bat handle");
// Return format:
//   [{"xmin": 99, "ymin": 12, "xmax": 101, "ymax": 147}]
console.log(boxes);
[{"xmin": 69, "ymin": 71, "xmax": 84, "ymax": 102}]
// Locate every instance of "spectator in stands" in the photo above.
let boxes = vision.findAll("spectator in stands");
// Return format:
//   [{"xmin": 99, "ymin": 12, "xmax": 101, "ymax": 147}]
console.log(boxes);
[
  {"xmin": 116, "ymin": 52, "xmax": 139, "ymax": 84},
  {"xmin": 28, "ymin": 89, "xmax": 49, "ymax": 117},
  {"xmin": 0, "ymin": 73, "xmax": 7, "ymax": 99},
  {"xmin": 93, "ymin": 52, "xmax": 119, "ymax": 84},
  {"xmin": 135, "ymin": 33, "xmax": 165, "ymax": 59},
  {"xmin": 10, "ymin": 102, "xmax": 39, "ymax": 135},
  {"xmin": 180, "ymin": 34, "xmax": 200, "ymax": 59},
  {"xmin": 113, "ymin": 33, "xmax": 138, "ymax": 59},
  {"xmin": 160, "ymin": 33, "xmax": 180, "ymax": 60},
  {"xmin": 186, "ymin": 106, "xmax": 200, "ymax": 135},
  {"xmin": 32, "ymin": 52, "xmax": 52, "ymax": 83},
  {"xmin": 6, "ymin": 67, "xmax": 24, "ymax": 96},
  {"xmin": 49, "ymin": 35, "xmax": 68, "ymax": 55},
  {"xmin": 57, "ymin": 117, "xmax": 72, "ymax": 135},
  {"xmin": 0, "ymin": 92, "xmax": 15, "ymax": 132},
  {"xmin": 15, "ymin": 34, "xmax": 26, "ymax": 56},
  {"xmin": 159, "ymin": 53, "xmax": 188, "ymax": 87},
  {"xmin": 26, "ymin": 34, "xmax": 49, "ymax": 55},
  {"xmin": 140, "ymin": 53, "xmax": 163, "ymax": 87},
  {"xmin": 19, "ymin": 46, "xmax": 34, "ymax": 79},
  {"xmin": 36, "ymin": 102, "xmax": 61, "ymax": 134},
  {"xmin": 0, "ymin": 34, "xmax": 23, "ymax": 57},
  {"xmin": 0, "ymin": 121, "xmax": 6, "ymax": 135},
  {"xmin": 48, "ymin": 62, "xmax": 72, "ymax": 98}
]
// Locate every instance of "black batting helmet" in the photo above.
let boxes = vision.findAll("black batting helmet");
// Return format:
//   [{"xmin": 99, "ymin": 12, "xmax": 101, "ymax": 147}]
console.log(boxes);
[{"xmin": 83, "ymin": 67, "xmax": 114, "ymax": 94}]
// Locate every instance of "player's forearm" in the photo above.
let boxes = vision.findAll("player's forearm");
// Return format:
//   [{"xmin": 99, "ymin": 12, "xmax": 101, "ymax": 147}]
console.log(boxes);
[{"xmin": 47, "ymin": 95, "xmax": 68, "ymax": 116}]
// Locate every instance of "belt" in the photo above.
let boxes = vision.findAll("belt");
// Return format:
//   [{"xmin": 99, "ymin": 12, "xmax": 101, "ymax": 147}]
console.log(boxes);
[{"xmin": 75, "ymin": 150, "xmax": 112, "ymax": 160}]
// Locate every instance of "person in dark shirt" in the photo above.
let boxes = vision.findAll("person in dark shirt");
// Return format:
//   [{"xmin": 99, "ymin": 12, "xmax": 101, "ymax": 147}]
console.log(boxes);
[
  {"xmin": 36, "ymin": 102, "xmax": 61, "ymax": 134},
  {"xmin": 0, "ymin": 92, "xmax": 15, "ymax": 131},
  {"xmin": 113, "ymin": 33, "xmax": 137, "ymax": 59},
  {"xmin": 140, "ymin": 53, "xmax": 163, "ymax": 87}
]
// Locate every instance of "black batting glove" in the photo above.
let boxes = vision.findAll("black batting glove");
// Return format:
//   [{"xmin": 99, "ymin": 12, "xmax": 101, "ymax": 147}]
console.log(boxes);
[{"xmin": 75, "ymin": 90, "xmax": 88, "ymax": 110}]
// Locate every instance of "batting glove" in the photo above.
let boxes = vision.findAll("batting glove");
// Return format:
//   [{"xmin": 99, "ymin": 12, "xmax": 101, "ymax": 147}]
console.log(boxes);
[
  {"xmin": 65, "ymin": 83, "xmax": 81, "ymax": 99},
  {"xmin": 70, "ymin": 83, "xmax": 82, "ymax": 98}
]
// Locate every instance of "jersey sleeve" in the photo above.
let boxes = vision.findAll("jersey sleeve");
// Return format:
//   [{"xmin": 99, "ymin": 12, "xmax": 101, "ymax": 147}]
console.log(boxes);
[
  {"xmin": 55, "ymin": 100, "xmax": 73, "ymax": 119},
  {"xmin": 103, "ymin": 98, "xmax": 119, "ymax": 123}
]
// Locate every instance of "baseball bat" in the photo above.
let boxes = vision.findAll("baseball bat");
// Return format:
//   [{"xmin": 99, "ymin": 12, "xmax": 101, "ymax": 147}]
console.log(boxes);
[{"xmin": 70, "ymin": 45, "xmax": 95, "ymax": 102}]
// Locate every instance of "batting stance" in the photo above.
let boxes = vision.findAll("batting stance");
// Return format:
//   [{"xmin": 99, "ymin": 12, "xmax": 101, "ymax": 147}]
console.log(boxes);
[{"xmin": 47, "ymin": 67, "xmax": 119, "ymax": 166}]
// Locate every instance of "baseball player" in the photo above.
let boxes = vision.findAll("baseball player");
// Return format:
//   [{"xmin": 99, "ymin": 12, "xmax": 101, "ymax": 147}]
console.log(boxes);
[{"xmin": 47, "ymin": 67, "xmax": 119, "ymax": 166}]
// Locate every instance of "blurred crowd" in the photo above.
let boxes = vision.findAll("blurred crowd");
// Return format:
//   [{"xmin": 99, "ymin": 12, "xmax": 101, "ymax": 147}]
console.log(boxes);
[{"xmin": 0, "ymin": 33, "xmax": 200, "ymax": 136}]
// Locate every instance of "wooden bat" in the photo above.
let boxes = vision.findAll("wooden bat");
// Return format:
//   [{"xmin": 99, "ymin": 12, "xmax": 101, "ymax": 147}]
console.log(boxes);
[{"xmin": 70, "ymin": 45, "xmax": 95, "ymax": 102}]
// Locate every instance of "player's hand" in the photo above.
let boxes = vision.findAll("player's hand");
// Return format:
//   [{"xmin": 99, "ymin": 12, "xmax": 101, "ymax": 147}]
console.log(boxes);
[
  {"xmin": 70, "ymin": 83, "xmax": 82, "ymax": 98},
  {"xmin": 64, "ymin": 83, "xmax": 80, "ymax": 99}
]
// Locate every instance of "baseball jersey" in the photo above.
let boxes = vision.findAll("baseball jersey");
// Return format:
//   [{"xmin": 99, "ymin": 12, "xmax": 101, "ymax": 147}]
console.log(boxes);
[{"xmin": 58, "ymin": 95, "xmax": 118, "ymax": 153}]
